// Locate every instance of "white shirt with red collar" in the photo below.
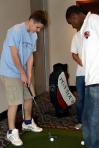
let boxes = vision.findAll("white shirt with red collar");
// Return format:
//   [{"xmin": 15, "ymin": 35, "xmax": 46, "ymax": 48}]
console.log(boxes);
[{"xmin": 80, "ymin": 12, "xmax": 99, "ymax": 86}]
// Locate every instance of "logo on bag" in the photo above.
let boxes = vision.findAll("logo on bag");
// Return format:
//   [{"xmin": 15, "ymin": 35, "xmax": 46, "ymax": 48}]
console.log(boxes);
[{"xmin": 84, "ymin": 31, "xmax": 90, "ymax": 39}]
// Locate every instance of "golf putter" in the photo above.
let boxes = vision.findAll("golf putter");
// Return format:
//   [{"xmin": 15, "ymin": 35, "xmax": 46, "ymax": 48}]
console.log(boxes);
[
  {"xmin": 27, "ymin": 86, "xmax": 55, "ymax": 140},
  {"xmin": 27, "ymin": 86, "xmax": 53, "ymax": 138},
  {"xmin": 27, "ymin": 86, "xmax": 44, "ymax": 122}
]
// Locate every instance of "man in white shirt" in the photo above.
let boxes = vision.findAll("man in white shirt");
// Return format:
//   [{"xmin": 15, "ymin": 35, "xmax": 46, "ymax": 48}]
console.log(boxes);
[
  {"xmin": 71, "ymin": 31, "xmax": 85, "ymax": 130},
  {"xmin": 66, "ymin": 5, "xmax": 99, "ymax": 148}
]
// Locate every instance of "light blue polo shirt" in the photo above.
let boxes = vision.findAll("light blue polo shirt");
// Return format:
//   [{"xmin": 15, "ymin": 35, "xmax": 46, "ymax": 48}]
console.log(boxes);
[{"xmin": 0, "ymin": 22, "xmax": 37, "ymax": 78}]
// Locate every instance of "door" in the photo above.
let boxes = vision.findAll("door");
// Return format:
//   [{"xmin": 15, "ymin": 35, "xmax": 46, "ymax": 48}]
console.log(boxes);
[{"xmin": 30, "ymin": 0, "xmax": 49, "ymax": 95}]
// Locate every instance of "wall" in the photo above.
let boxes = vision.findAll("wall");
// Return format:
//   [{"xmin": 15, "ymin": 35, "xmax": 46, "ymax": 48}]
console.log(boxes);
[
  {"xmin": 0, "ymin": 0, "xmax": 30, "ymax": 113},
  {"xmin": 0, "ymin": 0, "xmax": 30, "ymax": 53},
  {"xmin": 48, "ymin": 0, "xmax": 77, "ymax": 85}
]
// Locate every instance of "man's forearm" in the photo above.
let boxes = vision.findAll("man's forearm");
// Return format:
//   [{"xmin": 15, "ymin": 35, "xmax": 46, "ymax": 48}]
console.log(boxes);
[
  {"xmin": 10, "ymin": 46, "xmax": 25, "ymax": 74},
  {"xmin": 72, "ymin": 53, "xmax": 82, "ymax": 66},
  {"xmin": 27, "ymin": 54, "xmax": 33, "ymax": 78}
]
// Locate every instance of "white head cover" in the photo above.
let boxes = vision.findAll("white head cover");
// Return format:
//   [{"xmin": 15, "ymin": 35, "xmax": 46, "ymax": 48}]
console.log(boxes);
[{"xmin": 58, "ymin": 72, "xmax": 76, "ymax": 106}]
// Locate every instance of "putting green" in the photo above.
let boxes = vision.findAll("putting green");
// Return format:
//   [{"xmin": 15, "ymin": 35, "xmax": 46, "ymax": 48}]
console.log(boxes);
[{"xmin": 7, "ymin": 128, "xmax": 86, "ymax": 148}]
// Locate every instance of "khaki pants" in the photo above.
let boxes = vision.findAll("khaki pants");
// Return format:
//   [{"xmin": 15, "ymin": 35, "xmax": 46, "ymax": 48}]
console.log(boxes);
[{"xmin": 0, "ymin": 76, "xmax": 35, "ymax": 106}]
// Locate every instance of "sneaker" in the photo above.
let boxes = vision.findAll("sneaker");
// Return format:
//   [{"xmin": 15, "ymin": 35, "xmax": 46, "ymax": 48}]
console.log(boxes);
[
  {"xmin": 22, "ymin": 119, "xmax": 43, "ymax": 132},
  {"xmin": 7, "ymin": 129, "xmax": 23, "ymax": 146},
  {"xmin": 75, "ymin": 123, "xmax": 82, "ymax": 130}
]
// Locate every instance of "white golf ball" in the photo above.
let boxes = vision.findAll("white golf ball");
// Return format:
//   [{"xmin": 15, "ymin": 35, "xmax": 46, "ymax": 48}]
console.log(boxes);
[
  {"xmin": 81, "ymin": 140, "xmax": 85, "ymax": 146},
  {"xmin": 50, "ymin": 137, "xmax": 54, "ymax": 142}
]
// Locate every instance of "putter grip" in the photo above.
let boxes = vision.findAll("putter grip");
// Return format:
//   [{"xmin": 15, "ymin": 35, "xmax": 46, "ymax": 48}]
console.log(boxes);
[{"xmin": 27, "ymin": 86, "xmax": 33, "ymax": 97}]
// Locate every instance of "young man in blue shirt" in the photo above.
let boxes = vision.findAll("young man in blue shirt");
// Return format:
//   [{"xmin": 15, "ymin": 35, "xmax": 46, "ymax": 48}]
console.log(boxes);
[{"xmin": 0, "ymin": 10, "xmax": 48, "ymax": 146}]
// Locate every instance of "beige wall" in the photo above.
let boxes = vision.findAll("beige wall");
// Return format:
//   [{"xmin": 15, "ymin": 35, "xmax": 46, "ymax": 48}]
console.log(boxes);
[
  {"xmin": 48, "ymin": 0, "xmax": 77, "ymax": 85},
  {"xmin": 0, "ymin": 0, "xmax": 30, "ymax": 53},
  {"xmin": 0, "ymin": 0, "xmax": 30, "ymax": 113}
]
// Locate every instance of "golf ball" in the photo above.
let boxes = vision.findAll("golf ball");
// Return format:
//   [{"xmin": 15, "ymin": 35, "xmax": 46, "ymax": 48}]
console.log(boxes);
[
  {"xmin": 81, "ymin": 140, "xmax": 85, "ymax": 146},
  {"xmin": 50, "ymin": 137, "xmax": 54, "ymax": 142}
]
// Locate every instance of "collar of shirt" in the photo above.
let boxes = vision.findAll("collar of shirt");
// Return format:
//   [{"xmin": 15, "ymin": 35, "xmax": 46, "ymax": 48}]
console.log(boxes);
[{"xmin": 80, "ymin": 12, "xmax": 91, "ymax": 35}]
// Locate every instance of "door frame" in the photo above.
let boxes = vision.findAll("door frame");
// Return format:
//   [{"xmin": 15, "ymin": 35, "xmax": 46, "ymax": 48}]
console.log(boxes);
[{"xmin": 30, "ymin": 0, "xmax": 49, "ymax": 93}]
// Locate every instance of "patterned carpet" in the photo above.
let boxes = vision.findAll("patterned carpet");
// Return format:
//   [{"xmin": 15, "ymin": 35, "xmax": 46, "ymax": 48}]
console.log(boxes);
[
  {"xmin": 33, "ymin": 92, "xmax": 77, "ymax": 129},
  {"xmin": 0, "ymin": 92, "xmax": 77, "ymax": 147},
  {"xmin": 0, "ymin": 119, "xmax": 9, "ymax": 148}
]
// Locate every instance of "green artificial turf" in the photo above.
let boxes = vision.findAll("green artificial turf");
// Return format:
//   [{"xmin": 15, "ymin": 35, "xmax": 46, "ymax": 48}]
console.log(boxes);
[{"xmin": 7, "ymin": 128, "xmax": 86, "ymax": 148}]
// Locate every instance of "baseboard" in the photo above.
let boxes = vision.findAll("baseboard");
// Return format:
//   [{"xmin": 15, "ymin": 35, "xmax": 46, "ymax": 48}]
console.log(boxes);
[{"xmin": 0, "ymin": 104, "xmax": 22, "ymax": 121}]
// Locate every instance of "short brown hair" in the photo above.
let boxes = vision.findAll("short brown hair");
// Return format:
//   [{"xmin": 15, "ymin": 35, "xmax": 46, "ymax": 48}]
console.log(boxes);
[{"xmin": 29, "ymin": 10, "xmax": 48, "ymax": 26}]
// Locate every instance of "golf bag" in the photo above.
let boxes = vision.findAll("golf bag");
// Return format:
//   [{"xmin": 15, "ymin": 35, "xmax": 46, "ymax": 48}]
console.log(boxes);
[{"xmin": 49, "ymin": 63, "xmax": 76, "ymax": 117}]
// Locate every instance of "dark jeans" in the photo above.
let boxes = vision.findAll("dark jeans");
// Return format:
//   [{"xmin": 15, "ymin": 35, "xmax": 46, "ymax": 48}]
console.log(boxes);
[
  {"xmin": 76, "ymin": 76, "xmax": 85, "ymax": 123},
  {"xmin": 82, "ymin": 85, "xmax": 99, "ymax": 148}
]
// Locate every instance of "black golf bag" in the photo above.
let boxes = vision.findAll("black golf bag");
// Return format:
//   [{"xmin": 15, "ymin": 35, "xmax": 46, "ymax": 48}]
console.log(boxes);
[{"xmin": 49, "ymin": 63, "xmax": 76, "ymax": 117}]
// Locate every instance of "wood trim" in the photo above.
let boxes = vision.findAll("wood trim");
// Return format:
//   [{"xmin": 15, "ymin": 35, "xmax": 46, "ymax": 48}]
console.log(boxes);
[
  {"xmin": 76, "ymin": 1, "xmax": 99, "ymax": 14},
  {"xmin": 76, "ymin": 1, "xmax": 99, "ymax": 5}
]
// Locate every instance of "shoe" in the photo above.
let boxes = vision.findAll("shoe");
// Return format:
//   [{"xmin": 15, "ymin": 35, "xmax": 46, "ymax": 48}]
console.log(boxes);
[
  {"xmin": 75, "ymin": 123, "xmax": 82, "ymax": 130},
  {"xmin": 7, "ymin": 129, "xmax": 23, "ymax": 146},
  {"xmin": 22, "ymin": 119, "xmax": 43, "ymax": 132}
]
